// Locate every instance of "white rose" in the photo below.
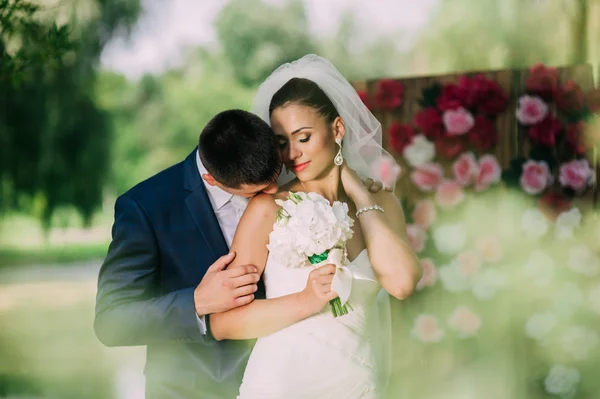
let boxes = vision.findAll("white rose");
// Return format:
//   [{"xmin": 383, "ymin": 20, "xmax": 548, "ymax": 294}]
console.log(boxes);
[
  {"xmin": 402, "ymin": 134, "xmax": 436, "ymax": 167},
  {"xmin": 555, "ymin": 208, "xmax": 582, "ymax": 240},
  {"xmin": 525, "ymin": 312, "xmax": 557, "ymax": 341},
  {"xmin": 433, "ymin": 223, "xmax": 467, "ymax": 254},
  {"xmin": 521, "ymin": 208, "xmax": 549, "ymax": 238},
  {"xmin": 562, "ymin": 326, "xmax": 599, "ymax": 360},
  {"xmin": 472, "ymin": 268, "xmax": 506, "ymax": 300},
  {"xmin": 544, "ymin": 365, "xmax": 580, "ymax": 398},
  {"xmin": 568, "ymin": 245, "xmax": 600, "ymax": 277},
  {"xmin": 524, "ymin": 250, "xmax": 555, "ymax": 286},
  {"xmin": 438, "ymin": 261, "xmax": 470, "ymax": 292}
]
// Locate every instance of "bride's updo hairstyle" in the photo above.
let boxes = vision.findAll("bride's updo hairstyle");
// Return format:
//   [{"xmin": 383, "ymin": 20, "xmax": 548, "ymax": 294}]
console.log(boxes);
[{"xmin": 268, "ymin": 78, "xmax": 340, "ymax": 127}]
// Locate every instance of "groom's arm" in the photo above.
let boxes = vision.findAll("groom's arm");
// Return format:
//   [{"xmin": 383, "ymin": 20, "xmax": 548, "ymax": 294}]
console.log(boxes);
[{"xmin": 94, "ymin": 194, "xmax": 204, "ymax": 347}]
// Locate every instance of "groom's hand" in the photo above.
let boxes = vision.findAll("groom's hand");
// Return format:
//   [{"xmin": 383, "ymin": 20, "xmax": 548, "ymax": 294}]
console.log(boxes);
[
  {"xmin": 362, "ymin": 177, "xmax": 393, "ymax": 193},
  {"xmin": 194, "ymin": 252, "xmax": 260, "ymax": 316}
]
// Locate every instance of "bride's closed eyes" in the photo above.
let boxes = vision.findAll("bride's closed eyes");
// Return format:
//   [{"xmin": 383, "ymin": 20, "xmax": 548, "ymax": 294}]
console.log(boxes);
[{"xmin": 277, "ymin": 135, "xmax": 311, "ymax": 148}]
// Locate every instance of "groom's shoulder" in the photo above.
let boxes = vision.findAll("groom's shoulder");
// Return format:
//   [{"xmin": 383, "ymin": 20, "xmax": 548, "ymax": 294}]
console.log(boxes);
[{"xmin": 120, "ymin": 159, "xmax": 186, "ymax": 204}]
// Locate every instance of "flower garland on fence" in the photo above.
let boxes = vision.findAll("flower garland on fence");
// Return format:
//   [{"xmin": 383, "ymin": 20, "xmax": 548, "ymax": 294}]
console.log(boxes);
[
  {"xmin": 505, "ymin": 63, "xmax": 598, "ymax": 209},
  {"xmin": 365, "ymin": 68, "xmax": 600, "ymax": 398}
]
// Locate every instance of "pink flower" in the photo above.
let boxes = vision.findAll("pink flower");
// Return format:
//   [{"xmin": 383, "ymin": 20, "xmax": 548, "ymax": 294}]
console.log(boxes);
[
  {"xmin": 412, "ymin": 199, "xmax": 437, "ymax": 228},
  {"xmin": 407, "ymin": 224, "xmax": 427, "ymax": 253},
  {"xmin": 443, "ymin": 107, "xmax": 475, "ymax": 135},
  {"xmin": 516, "ymin": 95, "xmax": 549, "ymax": 125},
  {"xmin": 475, "ymin": 236, "xmax": 503, "ymax": 263},
  {"xmin": 559, "ymin": 159, "xmax": 594, "ymax": 193},
  {"xmin": 453, "ymin": 152, "xmax": 480, "ymax": 186},
  {"xmin": 475, "ymin": 154, "xmax": 502, "ymax": 191},
  {"xmin": 416, "ymin": 258, "xmax": 437, "ymax": 290},
  {"xmin": 520, "ymin": 160, "xmax": 553, "ymax": 195},
  {"xmin": 448, "ymin": 306, "xmax": 481, "ymax": 337},
  {"xmin": 456, "ymin": 251, "xmax": 482, "ymax": 277},
  {"xmin": 411, "ymin": 162, "xmax": 444, "ymax": 192},
  {"xmin": 370, "ymin": 155, "xmax": 402, "ymax": 189},
  {"xmin": 435, "ymin": 180, "xmax": 466, "ymax": 208},
  {"xmin": 411, "ymin": 314, "xmax": 444, "ymax": 343}
]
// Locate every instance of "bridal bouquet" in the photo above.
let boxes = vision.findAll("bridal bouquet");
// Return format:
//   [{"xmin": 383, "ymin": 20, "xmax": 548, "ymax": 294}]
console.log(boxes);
[{"xmin": 267, "ymin": 192, "xmax": 355, "ymax": 317}]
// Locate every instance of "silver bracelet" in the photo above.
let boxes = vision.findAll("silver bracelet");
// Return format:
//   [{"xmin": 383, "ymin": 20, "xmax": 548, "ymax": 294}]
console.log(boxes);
[{"xmin": 356, "ymin": 205, "xmax": 384, "ymax": 217}]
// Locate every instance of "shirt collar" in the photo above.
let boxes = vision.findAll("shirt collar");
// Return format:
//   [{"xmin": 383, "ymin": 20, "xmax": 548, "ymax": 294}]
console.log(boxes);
[{"xmin": 196, "ymin": 150, "xmax": 233, "ymax": 210}]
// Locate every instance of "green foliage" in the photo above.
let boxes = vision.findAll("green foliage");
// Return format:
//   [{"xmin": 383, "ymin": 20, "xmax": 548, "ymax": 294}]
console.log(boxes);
[
  {"xmin": 413, "ymin": 0, "xmax": 587, "ymax": 74},
  {"xmin": 0, "ymin": 0, "xmax": 141, "ymax": 228},
  {"xmin": 215, "ymin": 0, "xmax": 318, "ymax": 87},
  {"xmin": 0, "ymin": 0, "xmax": 72, "ymax": 85}
]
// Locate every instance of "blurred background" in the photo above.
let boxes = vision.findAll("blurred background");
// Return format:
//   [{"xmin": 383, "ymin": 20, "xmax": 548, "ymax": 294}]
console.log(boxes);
[{"xmin": 1, "ymin": 0, "xmax": 599, "ymax": 398}]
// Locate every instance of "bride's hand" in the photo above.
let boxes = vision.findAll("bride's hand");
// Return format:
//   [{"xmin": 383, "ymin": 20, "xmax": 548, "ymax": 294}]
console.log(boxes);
[
  {"xmin": 340, "ymin": 163, "xmax": 370, "ymax": 200},
  {"xmin": 300, "ymin": 264, "xmax": 338, "ymax": 314}
]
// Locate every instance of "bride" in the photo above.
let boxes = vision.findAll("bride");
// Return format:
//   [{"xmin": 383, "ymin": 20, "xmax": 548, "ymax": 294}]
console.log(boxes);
[{"xmin": 209, "ymin": 55, "xmax": 422, "ymax": 398}]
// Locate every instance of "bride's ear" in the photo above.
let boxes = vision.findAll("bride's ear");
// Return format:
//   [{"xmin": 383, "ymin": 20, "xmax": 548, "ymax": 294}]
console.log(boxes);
[{"xmin": 331, "ymin": 116, "xmax": 346, "ymax": 142}]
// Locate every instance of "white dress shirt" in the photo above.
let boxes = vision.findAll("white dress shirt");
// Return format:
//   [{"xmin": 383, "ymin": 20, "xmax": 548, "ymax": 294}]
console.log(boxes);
[{"xmin": 195, "ymin": 151, "xmax": 249, "ymax": 334}]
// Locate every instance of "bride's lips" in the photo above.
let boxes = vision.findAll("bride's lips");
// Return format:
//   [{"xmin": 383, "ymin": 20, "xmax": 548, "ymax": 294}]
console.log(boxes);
[{"xmin": 293, "ymin": 161, "xmax": 311, "ymax": 172}]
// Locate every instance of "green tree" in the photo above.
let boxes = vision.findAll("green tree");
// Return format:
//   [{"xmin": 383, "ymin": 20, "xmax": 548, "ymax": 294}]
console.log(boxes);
[
  {"xmin": 0, "ymin": 0, "xmax": 141, "ymax": 228},
  {"xmin": 412, "ymin": 0, "xmax": 581, "ymax": 74},
  {"xmin": 215, "ymin": 0, "xmax": 318, "ymax": 86}
]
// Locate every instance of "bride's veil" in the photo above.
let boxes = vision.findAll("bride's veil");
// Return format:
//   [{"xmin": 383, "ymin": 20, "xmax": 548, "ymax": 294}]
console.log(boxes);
[{"xmin": 251, "ymin": 54, "xmax": 396, "ymax": 393}]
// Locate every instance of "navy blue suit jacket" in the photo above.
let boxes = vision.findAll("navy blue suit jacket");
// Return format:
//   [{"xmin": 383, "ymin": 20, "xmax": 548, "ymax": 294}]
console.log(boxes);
[{"xmin": 94, "ymin": 149, "xmax": 262, "ymax": 398}]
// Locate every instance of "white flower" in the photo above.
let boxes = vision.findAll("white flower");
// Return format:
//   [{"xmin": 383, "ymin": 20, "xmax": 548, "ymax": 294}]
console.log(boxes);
[
  {"xmin": 268, "ymin": 192, "xmax": 354, "ymax": 268},
  {"xmin": 433, "ymin": 223, "xmax": 467, "ymax": 254},
  {"xmin": 568, "ymin": 245, "xmax": 600, "ymax": 277},
  {"xmin": 438, "ymin": 261, "xmax": 470, "ymax": 292},
  {"xmin": 524, "ymin": 250, "xmax": 555, "ymax": 286},
  {"xmin": 521, "ymin": 208, "xmax": 549, "ymax": 238},
  {"xmin": 562, "ymin": 326, "xmax": 599, "ymax": 360},
  {"xmin": 472, "ymin": 268, "xmax": 506, "ymax": 300},
  {"xmin": 544, "ymin": 365, "xmax": 580, "ymax": 398},
  {"xmin": 525, "ymin": 312, "xmax": 557, "ymax": 340},
  {"xmin": 411, "ymin": 314, "xmax": 444, "ymax": 343},
  {"xmin": 553, "ymin": 283, "xmax": 583, "ymax": 317},
  {"xmin": 448, "ymin": 306, "xmax": 481, "ymax": 338},
  {"xmin": 588, "ymin": 284, "xmax": 600, "ymax": 315},
  {"xmin": 555, "ymin": 208, "xmax": 582, "ymax": 240},
  {"xmin": 403, "ymin": 134, "xmax": 436, "ymax": 167}
]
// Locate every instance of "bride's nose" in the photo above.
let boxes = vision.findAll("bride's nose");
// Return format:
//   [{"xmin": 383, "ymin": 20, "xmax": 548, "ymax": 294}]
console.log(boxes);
[{"xmin": 288, "ymin": 142, "xmax": 301, "ymax": 160}]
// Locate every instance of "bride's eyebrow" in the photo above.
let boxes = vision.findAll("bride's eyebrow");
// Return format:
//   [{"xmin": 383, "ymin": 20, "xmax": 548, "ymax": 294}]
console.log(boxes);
[{"xmin": 291, "ymin": 127, "xmax": 311, "ymax": 135}]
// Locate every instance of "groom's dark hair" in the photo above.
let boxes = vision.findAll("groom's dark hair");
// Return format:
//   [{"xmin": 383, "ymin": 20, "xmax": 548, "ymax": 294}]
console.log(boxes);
[{"xmin": 198, "ymin": 109, "xmax": 281, "ymax": 188}]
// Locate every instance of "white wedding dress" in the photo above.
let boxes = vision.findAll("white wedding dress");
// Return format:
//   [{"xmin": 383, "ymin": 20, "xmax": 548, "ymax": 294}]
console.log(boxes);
[{"xmin": 237, "ymin": 245, "xmax": 383, "ymax": 399}]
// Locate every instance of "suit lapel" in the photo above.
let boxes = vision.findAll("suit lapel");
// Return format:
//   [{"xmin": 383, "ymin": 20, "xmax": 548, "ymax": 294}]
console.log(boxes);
[{"xmin": 183, "ymin": 149, "xmax": 229, "ymax": 259}]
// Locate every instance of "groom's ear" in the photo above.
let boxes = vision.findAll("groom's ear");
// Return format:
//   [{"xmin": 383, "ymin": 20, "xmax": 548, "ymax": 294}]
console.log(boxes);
[{"xmin": 201, "ymin": 173, "xmax": 218, "ymax": 186}]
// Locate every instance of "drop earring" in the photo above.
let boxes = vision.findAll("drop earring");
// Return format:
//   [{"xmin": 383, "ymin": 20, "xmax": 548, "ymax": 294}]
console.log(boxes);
[{"xmin": 334, "ymin": 138, "xmax": 343, "ymax": 166}]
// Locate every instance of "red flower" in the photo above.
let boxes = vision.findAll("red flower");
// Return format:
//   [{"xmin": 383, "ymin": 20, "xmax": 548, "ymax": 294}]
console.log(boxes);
[
  {"xmin": 468, "ymin": 115, "xmax": 497, "ymax": 151},
  {"xmin": 374, "ymin": 79, "xmax": 404, "ymax": 110},
  {"xmin": 528, "ymin": 115, "xmax": 562, "ymax": 147},
  {"xmin": 414, "ymin": 108, "xmax": 444, "ymax": 140},
  {"xmin": 357, "ymin": 90, "xmax": 373, "ymax": 111},
  {"xmin": 435, "ymin": 136, "xmax": 465, "ymax": 159},
  {"xmin": 471, "ymin": 75, "xmax": 508, "ymax": 115},
  {"xmin": 555, "ymin": 80, "xmax": 585, "ymax": 113},
  {"xmin": 436, "ymin": 83, "xmax": 465, "ymax": 111},
  {"xmin": 526, "ymin": 63, "xmax": 559, "ymax": 101},
  {"xmin": 565, "ymin": 122, "xmax": 588, "ymax": 154},
  {"xmin": 389, "ymin": 122, "xmax": 415, "ymax": 153},
  {"xmin": 537, "ymin": 192, "xmax": 572, "ymax": 221}
]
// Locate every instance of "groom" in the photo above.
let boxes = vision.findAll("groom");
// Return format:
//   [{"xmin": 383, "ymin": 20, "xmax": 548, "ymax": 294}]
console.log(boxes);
[{"xmin": 95, "ymin": 109, "xmax": 386, "ymax": 398}]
